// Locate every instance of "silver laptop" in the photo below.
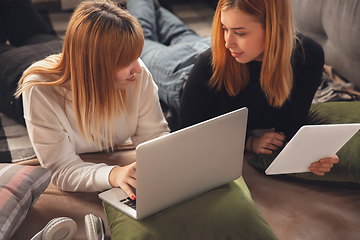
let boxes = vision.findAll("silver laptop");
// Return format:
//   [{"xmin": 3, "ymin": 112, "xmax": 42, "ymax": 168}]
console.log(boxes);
[
  {"xmin": 99, "ymin": 107, "xmax": 248, "ymax": 219},
  {"xmin": 265, "ymin": 123, "xmax": 360, "ymax": 175}
]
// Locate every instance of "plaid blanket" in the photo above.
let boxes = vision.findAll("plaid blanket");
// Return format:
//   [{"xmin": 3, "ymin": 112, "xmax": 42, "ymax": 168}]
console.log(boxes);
[{"xmin": 0, "ymin": 113, "xmax": 35, "ymax": 163}]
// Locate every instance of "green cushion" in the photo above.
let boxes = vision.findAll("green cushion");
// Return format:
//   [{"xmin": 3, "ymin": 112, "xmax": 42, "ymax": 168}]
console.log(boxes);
[
  {"xmin": 103, "ymin": 177, "xmax": 278, "ymax": 240},
  {"xmin": 248, "ymin": 101, "xmax": 360, "ymax": 185}
]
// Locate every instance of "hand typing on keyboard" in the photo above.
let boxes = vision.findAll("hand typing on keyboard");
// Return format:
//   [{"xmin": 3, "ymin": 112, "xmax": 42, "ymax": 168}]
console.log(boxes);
[{"xmin": 108, "ymin": 162, "xmax": 137, "ymax": 200}]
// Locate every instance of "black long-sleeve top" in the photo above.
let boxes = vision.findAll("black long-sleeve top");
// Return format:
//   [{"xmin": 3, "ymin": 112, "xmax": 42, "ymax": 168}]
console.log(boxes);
[{"xmin": 179, "ymin": 34, "xmax": 324, "ymax": 142}]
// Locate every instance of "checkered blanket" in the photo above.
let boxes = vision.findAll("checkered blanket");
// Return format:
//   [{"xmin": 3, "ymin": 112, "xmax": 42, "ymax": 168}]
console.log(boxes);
[{"xmin": 0, "ymin": 113, "xmax": 36, "ymax": 163}]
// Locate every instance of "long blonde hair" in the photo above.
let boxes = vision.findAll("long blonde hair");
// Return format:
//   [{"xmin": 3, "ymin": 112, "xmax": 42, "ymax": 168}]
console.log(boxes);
[
  {"xmin": 16, "ymin": 0, "xmax": 144, "ymax": 150},
  {"xmin": 210, "ymin": 0, "xmax": 295, "ymax": 107}
]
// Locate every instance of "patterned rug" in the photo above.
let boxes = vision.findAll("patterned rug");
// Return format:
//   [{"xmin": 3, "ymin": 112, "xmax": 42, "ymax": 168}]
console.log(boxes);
[{"xmin": 0, "ymin": 113, "xmax": 36, "ymax": 163}]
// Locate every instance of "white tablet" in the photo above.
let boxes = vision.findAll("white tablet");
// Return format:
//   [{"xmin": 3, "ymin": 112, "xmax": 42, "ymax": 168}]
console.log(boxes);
[{"xmin": 265, "ymin": 123, "xmax": 360, "ymax": 175}]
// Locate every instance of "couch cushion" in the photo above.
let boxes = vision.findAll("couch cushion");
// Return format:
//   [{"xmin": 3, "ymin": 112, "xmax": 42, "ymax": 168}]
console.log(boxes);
[
  {"xmin": 0, "ymin": 164, "xmax": 51, "ymax": 239},
  {"xmin": 248, "ymin": 101, "xmax": 360, "ymax": 185},
  {"xmin": 291, "ymin": 0, "xmax": 360, "ymax": 89},
  {"xmin": 102, "ymin": 177, "xmax": 279, "ymax": 240}
]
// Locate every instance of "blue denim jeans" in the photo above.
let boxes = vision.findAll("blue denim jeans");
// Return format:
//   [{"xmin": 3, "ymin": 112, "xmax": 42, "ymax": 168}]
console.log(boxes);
[{"xmin": 127, "ymin": 0, "xmax": 211, "ymax": 113}]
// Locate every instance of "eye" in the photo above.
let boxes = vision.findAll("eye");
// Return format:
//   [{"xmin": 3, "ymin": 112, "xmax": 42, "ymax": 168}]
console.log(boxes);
[
  {"xmin": 222, "ymin": 26, "xmax": 228, "ymax": 32},
  {"xmin": 235, "ymin": 32, "xmax": 246, "ymax": 37}
]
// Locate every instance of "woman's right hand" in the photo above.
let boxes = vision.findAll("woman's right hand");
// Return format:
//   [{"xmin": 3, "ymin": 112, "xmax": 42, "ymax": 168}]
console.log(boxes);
[
  {"xmin": 109, "ymin": 162, "xmax": 137, "ymax": 200},
  {"xmin": 247, "ymin": 132, "xmax": 286, "ymax": 154}
]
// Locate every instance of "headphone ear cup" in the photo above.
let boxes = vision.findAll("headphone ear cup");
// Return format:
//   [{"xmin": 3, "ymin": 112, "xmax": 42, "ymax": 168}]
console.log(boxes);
[
  {"xmin": 42, "ymin": 217, "xmax": 77, "ymax": 240},
  {"xmin": 84, "ymin": 214, "xmax": 96, "ymax": 240},
  {"xmin": 85, "ymin": 214, "xmax": 105, "ymax": 240}
]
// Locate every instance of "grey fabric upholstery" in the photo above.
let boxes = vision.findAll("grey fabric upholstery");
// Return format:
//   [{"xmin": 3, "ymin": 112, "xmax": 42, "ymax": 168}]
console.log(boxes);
[{"xmin": 291, "ymin": 0, "xmax": 360, "ymax": 89}]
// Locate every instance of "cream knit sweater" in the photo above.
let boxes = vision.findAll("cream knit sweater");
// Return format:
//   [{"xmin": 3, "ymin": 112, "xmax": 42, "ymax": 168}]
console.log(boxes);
[{"xmin": 22, "ymin": 57, "xmax": 169, "ymax": 192}]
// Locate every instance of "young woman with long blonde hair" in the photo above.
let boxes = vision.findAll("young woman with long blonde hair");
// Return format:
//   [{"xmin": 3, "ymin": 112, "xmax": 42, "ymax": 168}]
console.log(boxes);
[
  {"xmin": 178, "ymin": 0, "xmax": 339, "ymax": 175},
  {"xmin": 0, "ymin": 0, "xmax": 169, "ymax": 199}
]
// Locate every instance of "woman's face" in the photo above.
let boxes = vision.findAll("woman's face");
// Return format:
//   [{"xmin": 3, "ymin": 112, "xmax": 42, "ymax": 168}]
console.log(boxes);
[
  {"xmin": 114, "ymin": 58, "xmax": 142, "ymax": 90},
  {"xmin": 221, "ymin": 7, "xmax": 266, "ymax": 63}
]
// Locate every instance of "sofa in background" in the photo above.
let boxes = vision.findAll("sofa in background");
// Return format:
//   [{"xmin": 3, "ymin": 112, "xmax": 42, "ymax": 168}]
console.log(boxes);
[{"xmin": 291, "ymin": 0, "xmax": 360, "ymax": 89}]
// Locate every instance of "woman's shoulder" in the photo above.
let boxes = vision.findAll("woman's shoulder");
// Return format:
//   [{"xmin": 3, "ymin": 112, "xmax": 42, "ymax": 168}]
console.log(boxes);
[
  {"xmin": 189, "ymin": 48, "xmax": 213, "ymax": 81},
  {"xmin": 182, "ymin": 48, "xmax": 216, "ymax": 100},
  {"xmin": 22, "ymin": 54, "xmax": 61, "ymax": 83},
  {"xmin": 196, "ymin": 48, "xmax": 212, "ymax": 65},
  {"xmin": 294, "ymin": 33, "xmax": 324, "ymax": 62},
  {"xmin": 22, "ymin": 77, "xmax": 66, "ymax": 106},
  {"xmin": 22, "ymin": 64, "xmax": 69, "ymax": 103},
  {"xmin": 29, "ymin": 54, "xmax": 61, "ymax": 69},
  {"xmin": 292, "ymin": 33, "xmax": 325, "ymax": 72}
]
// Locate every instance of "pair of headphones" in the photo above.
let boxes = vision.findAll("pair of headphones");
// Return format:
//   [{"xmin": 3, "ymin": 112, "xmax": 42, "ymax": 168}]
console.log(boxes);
[{"xmin": 31, "ymin": 214, "xmax": 105, "ymax": 240}]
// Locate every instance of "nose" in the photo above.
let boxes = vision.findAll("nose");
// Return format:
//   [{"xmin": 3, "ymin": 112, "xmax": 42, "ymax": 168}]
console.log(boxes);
[
  {"xmin": 132, "ymin": 59, "xmax": 142, "ymax": 74},
  {"xmin": 224, "ymin": 31, "xmax": 235, "ymax": 49}
]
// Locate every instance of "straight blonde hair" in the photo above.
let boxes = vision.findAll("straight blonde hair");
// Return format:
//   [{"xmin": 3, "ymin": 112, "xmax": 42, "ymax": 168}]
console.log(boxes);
[
  {"xmin": 16, "ymin": 0, "xmax": 144, "ymax": 150},
  {"xmin": 210, "ymin": 0, "xmax": 295, "ymax": 107}
]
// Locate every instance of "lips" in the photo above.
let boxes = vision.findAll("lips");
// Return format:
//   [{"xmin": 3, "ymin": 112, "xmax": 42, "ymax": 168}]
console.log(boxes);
[
  {"xmin": 231, "ymin": 51, "xmax": 243, "ymax": 58},
  {"xmin": 126, "ymin": 75, "xmax": 136, "ymax": 82}
]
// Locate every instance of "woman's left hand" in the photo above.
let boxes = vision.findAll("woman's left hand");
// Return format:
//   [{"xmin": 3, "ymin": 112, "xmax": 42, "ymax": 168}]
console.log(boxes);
[{"xmin": 309, "ymin": 154, "xmax": 339, "ymax": 176}]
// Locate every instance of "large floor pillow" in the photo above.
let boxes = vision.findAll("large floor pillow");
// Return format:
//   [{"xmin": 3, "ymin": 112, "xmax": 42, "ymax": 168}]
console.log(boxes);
[
  {"xmin": 0, "ymin": 164, "xmax": 51, "ymax": 240},
  {"xmin": 248, "ymin": 101, "xmax": 360, "ymax": 185},
  {"xmin": 102, "ymin": 177, "xmax": 279, "ymax": 240}
]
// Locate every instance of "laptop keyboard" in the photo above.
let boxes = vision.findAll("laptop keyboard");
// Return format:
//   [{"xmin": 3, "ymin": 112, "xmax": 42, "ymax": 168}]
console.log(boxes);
[{"xmin": 120, "ymin": 197, "xmax": 136, "ymax": 210}]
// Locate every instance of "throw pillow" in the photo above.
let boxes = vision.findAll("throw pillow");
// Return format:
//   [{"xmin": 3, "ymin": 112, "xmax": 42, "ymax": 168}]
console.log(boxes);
[
  {"xmin": 102, "ymin": 177, "xmax": 279, "ymax": 240},
  {"xmin": 0, "ymin": 164, "xmax": 51, "ymax": 240}
]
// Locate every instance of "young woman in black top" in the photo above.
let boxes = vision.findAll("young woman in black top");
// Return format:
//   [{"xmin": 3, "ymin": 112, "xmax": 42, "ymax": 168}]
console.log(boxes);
[{"xmin": 179, "ymin": 0, "xmax": 339, "ymax": 175}]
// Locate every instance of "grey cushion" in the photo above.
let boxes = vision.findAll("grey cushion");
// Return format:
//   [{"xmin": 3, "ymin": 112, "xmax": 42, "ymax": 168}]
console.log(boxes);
[
  {"xmin": 0, "ymin": 164, "xmax": 51, "ymax": 239},
  {"xmin": 291, "ymin": 0, "xmax": 360, "ymax": 88}
]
